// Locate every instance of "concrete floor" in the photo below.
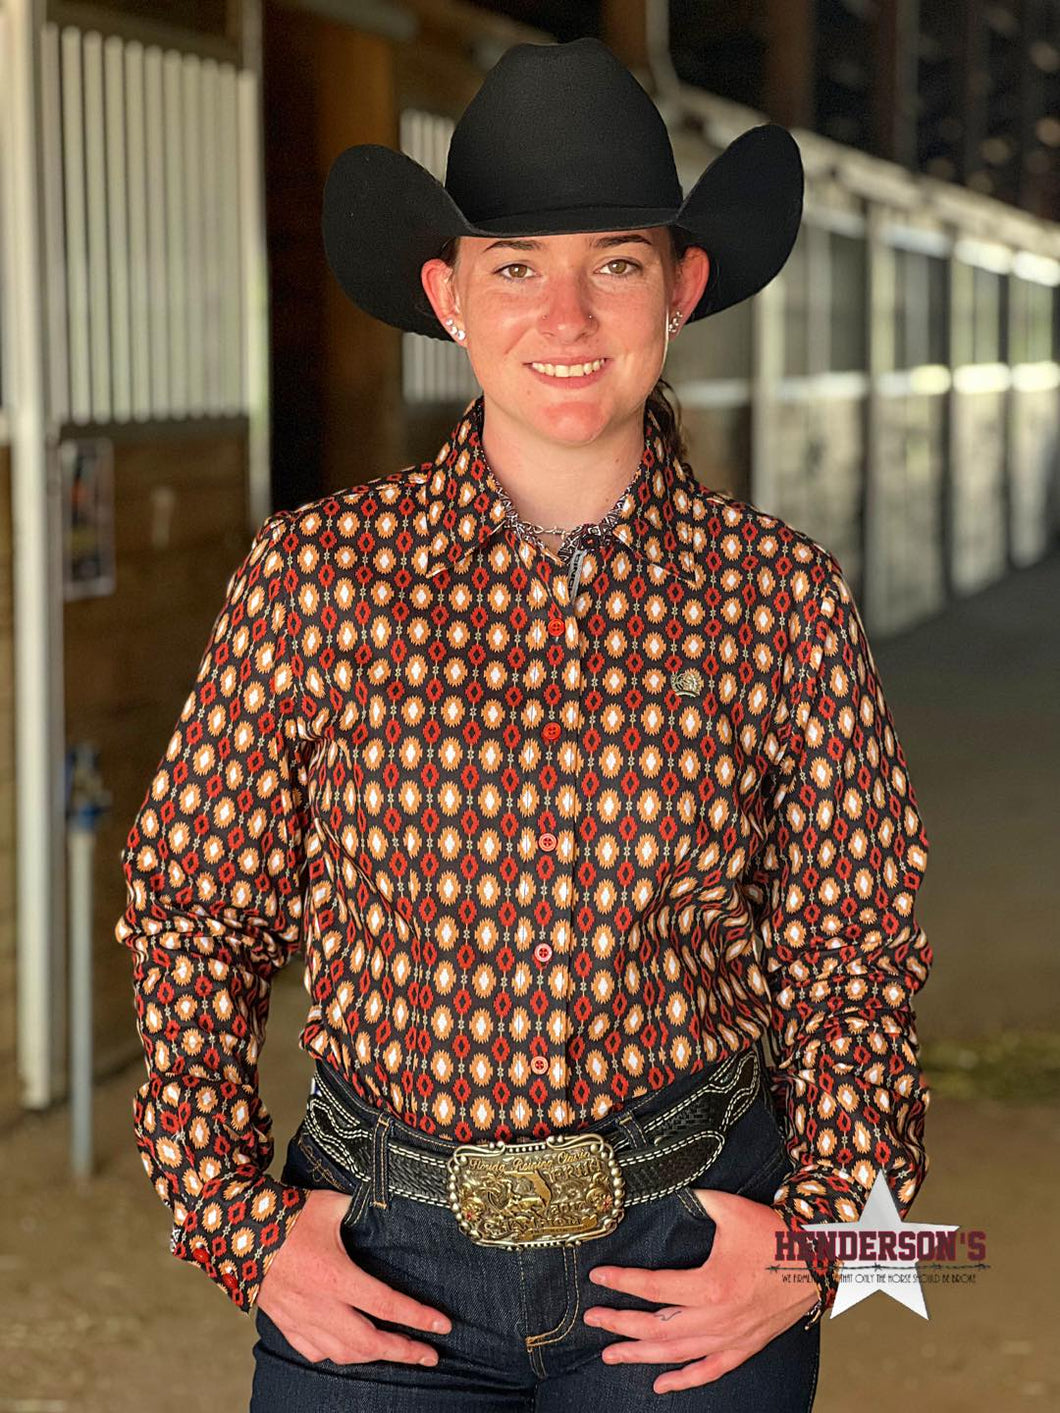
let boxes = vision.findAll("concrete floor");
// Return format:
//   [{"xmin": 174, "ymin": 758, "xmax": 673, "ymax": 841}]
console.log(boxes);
[
  {"xmin": 878, "ymin": 549, "xmax": 1060, "ymax": 1042},
  {"xmin": 2, "ymin": 549, "xmax": 1058, "ymax": 1411}
]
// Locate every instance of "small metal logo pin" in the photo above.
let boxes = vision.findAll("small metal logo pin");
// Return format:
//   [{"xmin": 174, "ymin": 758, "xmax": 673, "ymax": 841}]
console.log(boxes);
[{"xmin": 671, "ymin": 668, "xmax": 704, "ymax": 697}]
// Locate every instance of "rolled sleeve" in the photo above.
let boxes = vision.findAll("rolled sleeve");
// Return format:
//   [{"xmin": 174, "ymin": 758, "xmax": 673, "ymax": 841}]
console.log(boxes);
[
  {"xmin": 749, "ymin": 559, "xmax": 933, "ymax": 1322},
  {"xmin": 115, "ymin": 510, "xmax": 313, "ymax": 1312}
]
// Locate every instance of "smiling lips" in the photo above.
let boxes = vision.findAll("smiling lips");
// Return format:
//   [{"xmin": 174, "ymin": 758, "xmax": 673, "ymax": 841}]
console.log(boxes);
[{"xmin": 528, "ymin": 357, "xmax": 608, "ymax": 380}]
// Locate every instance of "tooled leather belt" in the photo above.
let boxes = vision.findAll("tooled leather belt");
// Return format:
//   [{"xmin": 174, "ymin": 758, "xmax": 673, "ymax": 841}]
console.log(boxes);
[{"xmin": 299, "ymin": 1046, "xmax": 765, "ymax": 1248}]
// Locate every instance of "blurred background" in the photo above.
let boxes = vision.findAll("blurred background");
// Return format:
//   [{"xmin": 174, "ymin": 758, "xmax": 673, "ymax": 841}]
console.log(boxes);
[{"xmin": 0, "ymin": 1, "xmax": 1057, "ymax": 1408}]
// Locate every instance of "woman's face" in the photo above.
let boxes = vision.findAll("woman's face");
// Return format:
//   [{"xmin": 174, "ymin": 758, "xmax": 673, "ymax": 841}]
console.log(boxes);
[{"xmin": 421, "ymin": 229, "xmax": 710, "ymax": 449}]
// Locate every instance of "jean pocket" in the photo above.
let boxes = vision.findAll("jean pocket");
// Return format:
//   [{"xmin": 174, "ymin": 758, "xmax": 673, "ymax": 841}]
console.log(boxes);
[
  {"xmin": 672, "ymin": 1140, "xmax": 789, "ymax": 1225},
  {"xmin": 733, "ymin": 1145, "xmax": 790, "ymax": 1204},
  {"xmin": 285, "ymin": 1122, "xmax": 375, "ymax": 1238},
  {"xmin": 671, "ymin": 1183, "xmax": 715, "ymax": 1222},
  {"xmin": 667, "ymin": 1090, "xmax": 790, "ymax": 1223}
]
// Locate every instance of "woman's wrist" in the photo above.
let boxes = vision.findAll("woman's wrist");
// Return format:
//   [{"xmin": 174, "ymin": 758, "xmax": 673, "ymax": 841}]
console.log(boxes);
[{"xmin": 798, "ymin": 1262, "xmax": 833, "ymax": 1328}]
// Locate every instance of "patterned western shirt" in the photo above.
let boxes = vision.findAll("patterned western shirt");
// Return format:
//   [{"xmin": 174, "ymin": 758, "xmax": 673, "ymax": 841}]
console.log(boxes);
[{"xmin": 116, "ymin": 392, "xmax": 933, "ymax": 1321}]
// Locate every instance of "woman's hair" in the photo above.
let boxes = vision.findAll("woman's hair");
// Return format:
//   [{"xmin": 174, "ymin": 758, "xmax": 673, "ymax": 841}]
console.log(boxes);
[{"xmin": 436, "ymin": 228, "xmax": 692, "ymax": 464}]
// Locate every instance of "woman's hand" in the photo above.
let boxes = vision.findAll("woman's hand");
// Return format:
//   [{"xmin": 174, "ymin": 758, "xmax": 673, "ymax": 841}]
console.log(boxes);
[
  {"xmin": 584, "ymin": 1187, "xmax": 819, "ymax": 1395},
  {"xmin": 254, "ymin": 1189, "xmax": 452, "ymax": 1367}
]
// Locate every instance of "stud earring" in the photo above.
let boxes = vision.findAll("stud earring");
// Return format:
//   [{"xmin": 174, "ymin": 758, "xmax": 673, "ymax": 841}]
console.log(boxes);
[
  {"xmin": 667, "ymin": 310, "xmax": 682, "ymax": 336},
  {"xmin": 445, "ymin": 318, "xmax": 466, "ymax": 342}
]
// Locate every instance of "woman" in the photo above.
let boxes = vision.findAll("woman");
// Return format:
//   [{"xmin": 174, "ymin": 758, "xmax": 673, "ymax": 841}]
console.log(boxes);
[{"xmin": 116, "ymin": 37, "xmax": 932, "ymax": 1411}]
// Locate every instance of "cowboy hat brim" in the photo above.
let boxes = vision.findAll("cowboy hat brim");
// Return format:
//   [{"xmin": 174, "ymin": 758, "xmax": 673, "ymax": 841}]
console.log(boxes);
[{"xmin": 322, "ymin": 122, "xmax": 802, "ymax": 339}]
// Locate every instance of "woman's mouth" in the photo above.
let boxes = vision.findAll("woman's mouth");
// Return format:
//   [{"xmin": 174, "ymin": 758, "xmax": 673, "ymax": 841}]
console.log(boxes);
[{"xmin": 527, "ymin": 357, "xmax": 609, "ymax": 384}]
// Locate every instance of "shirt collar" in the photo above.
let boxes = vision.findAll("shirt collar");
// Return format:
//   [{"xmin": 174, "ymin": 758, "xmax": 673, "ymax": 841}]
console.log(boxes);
[{"xmin": 413, "ymin": 393, "xmax": 706, "ymax": 591}]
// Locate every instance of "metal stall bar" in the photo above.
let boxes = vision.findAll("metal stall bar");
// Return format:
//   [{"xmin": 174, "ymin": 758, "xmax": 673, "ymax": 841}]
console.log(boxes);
[
  {"xmin": 2, "ymin": 0, "xmax": 67, "ymax": 1108},
  {"xmin": 240, "ymin": 0, "xmax": 271, "ymax": 531}
]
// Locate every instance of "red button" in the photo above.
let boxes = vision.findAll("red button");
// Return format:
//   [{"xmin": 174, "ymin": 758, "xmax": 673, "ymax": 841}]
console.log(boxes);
[
  {"xmin": 534, "ymin": 942, "xmax": 553, "ymax": 963},
  {"xmin": 542, "ymin": 723, "xmax": 561, "ymax": 742},
  {"xmin": 547, "ymin": 619, "xmax": 565, "ymax": 636},
  {"xmin": 530, "ymin": 1055, "xmax": 549, "ymax": 1075},
  {"xmin": 538, "ymin": 832, "xmax": 557, "ymax": 851}
]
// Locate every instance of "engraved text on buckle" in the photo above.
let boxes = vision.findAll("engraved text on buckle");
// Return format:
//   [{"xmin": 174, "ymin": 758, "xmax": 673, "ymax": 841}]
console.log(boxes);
[{"xmin": 447, "ymin": 1132, "xmax": 625, "ymax": 1247}]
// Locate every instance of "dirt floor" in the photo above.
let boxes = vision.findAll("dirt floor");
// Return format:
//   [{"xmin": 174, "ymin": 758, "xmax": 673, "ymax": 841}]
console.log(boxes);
[{"xmin": 3, "ymin": 551, "xmax": 1058, "ymax": 1411}]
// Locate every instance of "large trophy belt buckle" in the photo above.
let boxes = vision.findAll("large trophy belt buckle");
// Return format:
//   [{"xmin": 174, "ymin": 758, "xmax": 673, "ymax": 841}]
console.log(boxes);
[{"xmin": 447, "ymin": 1131, "xmax": 626, "ymax": 1248}]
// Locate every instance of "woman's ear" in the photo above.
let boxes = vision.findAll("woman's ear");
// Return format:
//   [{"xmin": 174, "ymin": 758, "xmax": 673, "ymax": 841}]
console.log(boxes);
[
  {"xmin": 421, "ymin": 257, "xmax": 460, "ymax": 330},
  {"xmin": 676, "ymin": 246, "xmax": 711, "ymax": 320}
]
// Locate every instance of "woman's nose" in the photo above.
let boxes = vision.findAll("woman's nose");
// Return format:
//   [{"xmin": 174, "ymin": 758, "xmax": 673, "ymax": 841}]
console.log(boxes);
[{"xmin": 538, "ymin": 278, "xmax": 597, "ymax": 334}]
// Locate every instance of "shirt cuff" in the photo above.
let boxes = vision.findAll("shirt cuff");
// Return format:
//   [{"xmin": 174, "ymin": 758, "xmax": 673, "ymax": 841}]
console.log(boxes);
[
  {"xmin": 772, "ymin": 1168, "xmax": 868, "ymax": 1328},
  {"xmin": 170, "ymin": 1172, "xmax": 311, "ymax": 1313}
]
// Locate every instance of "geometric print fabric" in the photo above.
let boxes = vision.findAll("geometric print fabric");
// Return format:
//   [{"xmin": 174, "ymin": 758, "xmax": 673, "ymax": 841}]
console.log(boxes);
[{"xmin": 116, "ymin": 392, "xmax": 932, "ymax": 1318}]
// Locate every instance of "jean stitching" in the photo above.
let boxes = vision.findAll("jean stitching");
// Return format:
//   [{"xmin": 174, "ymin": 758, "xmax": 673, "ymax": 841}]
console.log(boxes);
[
  {"xmin": 294, "ymin": 1130, "xmax": 376, "ymax": 1233},
  {"xmin": 342, "ymin": 1174, "xmax": 372, "ymax": 1229},
  {"xmin": 515, "ymin": 1250, "xmax": 533, "ymax": 1346},
  {"xmin": 296, "ymin": 1131, "xmax": 355, "ymax": 1192},
  {"xmin": 372, "ymin": 1116, "xmax": 392, "ymax": 1209},
  {"xmin": 674, "ymin": 1185, "xmax": 711, "ymax": 1220},
  {"xmin": 551, "ymin": 1246, "xmax": 582, "ymax": 1346},
  {"xmin": 526, "ymin": 1244, "xmax": 581, "ymax": 1351},
  {"xmin": 804, "ymin": 1338, "xmax": 822, "ymax": 1411},
  {"xmin": 616, "ymin": 1110, "xmax": 648, "ymax": 1146}
]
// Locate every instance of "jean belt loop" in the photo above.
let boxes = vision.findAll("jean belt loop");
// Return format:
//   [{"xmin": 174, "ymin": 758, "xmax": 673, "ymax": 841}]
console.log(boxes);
[
  {"xmin": 371, "ymin": 1112, "xmax": 392, "ymax": 1210},
  {"xmin": 615, "ymin": 1108, "xmax": 648, "ymax": 1149}
]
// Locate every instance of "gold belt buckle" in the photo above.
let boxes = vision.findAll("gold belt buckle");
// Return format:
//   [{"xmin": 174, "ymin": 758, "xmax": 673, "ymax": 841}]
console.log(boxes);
[{"xmin": 447, "ymin": 1132, "xmax": 625, "ymax": 1247}]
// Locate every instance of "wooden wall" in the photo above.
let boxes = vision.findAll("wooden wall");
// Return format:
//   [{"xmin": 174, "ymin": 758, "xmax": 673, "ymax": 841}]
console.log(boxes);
[
  {"xmin": 63, "ymin": 429, "xmax": 250, "ymax": 1081},
  {"xmin": 264, "ymin": 5, "xmax": 404, "ymax": 506}
]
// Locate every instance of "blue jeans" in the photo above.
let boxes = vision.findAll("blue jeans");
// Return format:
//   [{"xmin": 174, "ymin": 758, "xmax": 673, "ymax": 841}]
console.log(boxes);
[{"xmin": 250, "ymin": 1065, "xmax": 820, "ymax": 1410}]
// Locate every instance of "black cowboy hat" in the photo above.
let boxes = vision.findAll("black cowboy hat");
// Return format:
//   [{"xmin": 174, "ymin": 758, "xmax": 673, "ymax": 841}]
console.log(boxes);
[{"xmin": 322, "ymin": 36, "xmax": 803, "ymax": 339}]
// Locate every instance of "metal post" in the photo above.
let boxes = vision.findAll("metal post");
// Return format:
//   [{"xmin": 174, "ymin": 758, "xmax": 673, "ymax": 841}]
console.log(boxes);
[
  {"xmin": 66, "ymin": 741, "xmax": 110, "ymax": 1180},
  {"xmin": 863, "ymin": 201, "xmax": 894, "ymax": 634},
  {"xmin": 239, "ymin": 0, "xmax": 272, "ymax": 529},
  {"xmin": 3, "ymin": 0, "xmax": 67, "ymax": 1110}
]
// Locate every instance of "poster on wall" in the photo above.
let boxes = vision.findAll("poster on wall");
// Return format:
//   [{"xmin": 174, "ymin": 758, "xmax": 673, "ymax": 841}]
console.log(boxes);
[{"xmin": 60, "ymin": 437, "xmax": 116, "ymax": 600}]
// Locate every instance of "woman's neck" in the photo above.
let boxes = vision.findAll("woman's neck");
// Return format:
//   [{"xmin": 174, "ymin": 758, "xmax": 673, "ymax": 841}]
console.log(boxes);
[{"xmin": 479, "ymin": 398, "xmax": 646, "ymax": 537}]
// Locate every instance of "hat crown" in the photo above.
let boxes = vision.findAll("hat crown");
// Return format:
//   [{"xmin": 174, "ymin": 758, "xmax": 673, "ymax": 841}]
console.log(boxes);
[{"xmin": 445, "ymin": 38, "xmax": 682, "ymax": 226}]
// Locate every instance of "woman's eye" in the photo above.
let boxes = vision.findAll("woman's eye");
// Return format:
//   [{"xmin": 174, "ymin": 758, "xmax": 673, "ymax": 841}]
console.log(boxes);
[{"xmin": 495, "ymin": 259, "xmax": 642, "ymax": 280}]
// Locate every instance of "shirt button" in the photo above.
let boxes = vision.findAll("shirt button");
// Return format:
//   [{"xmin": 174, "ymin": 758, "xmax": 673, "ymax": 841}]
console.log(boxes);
[
  {"xmin": 542, "ymin": 723, "xmax": 561, "ymax": 742},
  {"xmin": 547, "ymin": 619, "xmax": 565, "ymax": 636},
  {"xmin": 530, "ymin": 1055, "xmax": 549, "ymax": 1075},
  {"xmin": 538, "ymin": 832, "xmax": 557, "ymax": 851},
  {"xmin": 533, "ymin": 942, "xmax": 553, "ymax": 964}
]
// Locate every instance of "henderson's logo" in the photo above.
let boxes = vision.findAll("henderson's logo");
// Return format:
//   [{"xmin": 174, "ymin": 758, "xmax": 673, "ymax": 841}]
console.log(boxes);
[{"xmin": 772, "ymin": 1170, "xmax": 987, "ymax": 1318}]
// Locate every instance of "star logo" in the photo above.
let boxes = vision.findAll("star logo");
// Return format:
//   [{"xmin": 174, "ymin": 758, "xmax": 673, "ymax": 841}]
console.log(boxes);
[{"xmin": 803, "ymin": 1171, "xmax": 959, "ymax": 1319}]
